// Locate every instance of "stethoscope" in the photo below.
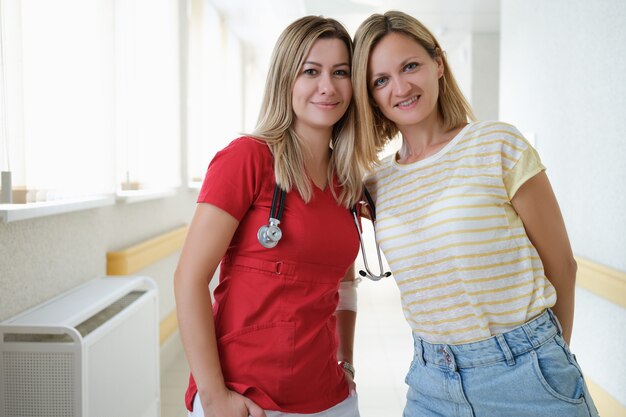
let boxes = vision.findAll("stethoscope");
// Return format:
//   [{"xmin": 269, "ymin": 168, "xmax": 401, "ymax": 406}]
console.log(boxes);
[{"xmin": 257, "ymin": 184, "xmax": 392, "ymax": 281}]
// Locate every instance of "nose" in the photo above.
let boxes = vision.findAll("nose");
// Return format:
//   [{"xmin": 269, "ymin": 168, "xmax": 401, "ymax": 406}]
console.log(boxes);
[
  {"xmin": 391, "ymin": 76, "xmax": 411, "ymax": 96},
  {"xmin": 318, "ymin": 73, "xmax": 337, "ymax": 95}
]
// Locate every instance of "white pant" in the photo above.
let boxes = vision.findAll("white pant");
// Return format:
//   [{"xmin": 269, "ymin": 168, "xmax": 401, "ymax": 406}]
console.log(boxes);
[{"xmin": 189, "ymin": 392, "xmax": 360, "ymax": 417}]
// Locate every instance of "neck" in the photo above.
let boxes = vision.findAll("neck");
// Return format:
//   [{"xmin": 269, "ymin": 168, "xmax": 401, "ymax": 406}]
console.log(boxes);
[
  {"xmin": 397, "ymin": 113, "xmax": 463, "ymax": 163},
  {"xmin": 293, "ymin": 123, "xmax": 333, "ymax": 188},
  {"xmin": 294, "ymin": 124, "xmax": 332, "ymax": 166}
]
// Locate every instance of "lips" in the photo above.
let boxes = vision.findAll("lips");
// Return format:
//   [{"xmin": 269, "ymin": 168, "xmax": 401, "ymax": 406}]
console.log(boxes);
[
  {"xmin": 395, "ymin": 95, "xmax": 419, "ymax": 109},
  {"xmin": 312, "ymin": 101, "xmax": 340, "ymax": 109}
]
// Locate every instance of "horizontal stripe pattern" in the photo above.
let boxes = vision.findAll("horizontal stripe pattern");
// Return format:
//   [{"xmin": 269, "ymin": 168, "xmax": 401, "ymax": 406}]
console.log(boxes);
[{"xmin": 366, "ymin": 121, "xmax": 556, "ymax": 344}]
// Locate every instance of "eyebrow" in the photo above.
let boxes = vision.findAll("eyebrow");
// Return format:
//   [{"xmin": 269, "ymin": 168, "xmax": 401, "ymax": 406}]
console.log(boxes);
[
  {"xmin": 303, "ymin": 61, "xmax": 350, "ymax": 68},
  {"xmin": 370, "ymin": 56, "xmax": 420, "ymax": 80}
]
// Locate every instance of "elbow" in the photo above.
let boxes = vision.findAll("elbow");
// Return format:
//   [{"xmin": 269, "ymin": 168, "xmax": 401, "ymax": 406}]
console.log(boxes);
[
  {"xmin": 569, "ymin": 256, "xmax": 578, "ymax": 283},
  {"xmin": 563, "ymin": 256, "xmax": 578, "ymax": 284},
  {"xmin": 173, "ymin": 265, "xmax": 186, "ymax": 298}
]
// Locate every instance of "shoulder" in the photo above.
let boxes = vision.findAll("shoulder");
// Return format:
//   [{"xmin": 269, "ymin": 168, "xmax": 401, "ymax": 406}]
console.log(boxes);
[
  {"xmin": 213, "ymin": 136, "xmax": 273, "ymax": 166},
  {"xmin": 466, "ymin": 121, "xmax": 534, "ymax": 151},
  {"xmin": 368, "ymin": 154, "xmax": 394, "ymax": 177},
  {"xmin": 222, "ymin": 136, "xmax": 271, "ymax": 156},
  {"xmin": 364, "ymin": 154, "xmax": 394, "ymax": 191}
]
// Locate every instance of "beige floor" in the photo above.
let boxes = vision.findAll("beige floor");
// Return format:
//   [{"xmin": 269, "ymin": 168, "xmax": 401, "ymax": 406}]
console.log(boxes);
[{"xmin": 160, "ymin": 276, "xmax": 414, "ymax": 417}]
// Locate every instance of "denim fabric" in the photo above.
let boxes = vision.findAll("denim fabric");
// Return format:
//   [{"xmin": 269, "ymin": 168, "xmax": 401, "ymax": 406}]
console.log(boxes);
[
  {"xmin": 403, "ymin": 310, "xmax": 599, "ymax": 417},
  {"xmin": 189, "ymin": 393, "xmax": 359, "ymax": 417}
]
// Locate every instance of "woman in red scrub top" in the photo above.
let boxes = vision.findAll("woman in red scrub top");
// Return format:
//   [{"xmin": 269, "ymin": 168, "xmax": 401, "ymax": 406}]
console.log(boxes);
[{"xmin": 174, "ymin": 16, "xmax": 376, "ymax": 417}]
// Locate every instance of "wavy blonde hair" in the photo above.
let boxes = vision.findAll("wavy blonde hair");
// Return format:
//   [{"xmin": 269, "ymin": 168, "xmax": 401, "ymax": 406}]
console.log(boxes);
[
  {"xmin": 252, "ymin": 16, "xmax": 377, "ymax": 208},
  {"xmin": 353, "ymin": 11, "xmax": 475, "ymax": 152}
]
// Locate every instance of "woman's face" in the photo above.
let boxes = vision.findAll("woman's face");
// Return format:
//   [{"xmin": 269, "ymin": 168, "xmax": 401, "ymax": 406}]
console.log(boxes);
[
  {"xmin": 367, "ymin": 32, "xmax": 443, "ymax": 130},
  {"xmin": 291, "ymin": 38, "xmax": 352, "ymax": 138}
]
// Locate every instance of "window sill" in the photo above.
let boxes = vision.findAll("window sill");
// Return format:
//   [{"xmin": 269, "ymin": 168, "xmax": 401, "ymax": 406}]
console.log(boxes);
[
  {"xmin": 0, "ymin": 195, "xmax": 116, "ymax": 223},
  {"xmin": 116, "ymin": 188, "xmax": 178, "ymax": 204}
]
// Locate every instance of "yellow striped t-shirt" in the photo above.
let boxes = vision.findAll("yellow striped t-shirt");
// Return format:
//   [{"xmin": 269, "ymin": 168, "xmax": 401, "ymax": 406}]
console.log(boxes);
[{"xmin": 365, "ymin": 121, "xmax": 557, "ymax": 344}]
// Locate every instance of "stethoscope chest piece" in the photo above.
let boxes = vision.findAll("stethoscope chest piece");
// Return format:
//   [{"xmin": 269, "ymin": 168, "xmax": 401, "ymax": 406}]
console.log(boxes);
[
  {"xmin": 258, "ymin": 185, "xmax": 286, "ymax": 249},
  {"xmin": 257, "ymin": 219, "xmax": 282, "ymax": 248}
]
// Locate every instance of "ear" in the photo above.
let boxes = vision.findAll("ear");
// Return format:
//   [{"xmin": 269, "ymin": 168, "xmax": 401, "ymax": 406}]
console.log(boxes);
[
  {"xmin": 437, "ymin": 59, "xmax": 444, "ymax": 78},
  {"xmin": 434, "ymin": 48, "xmax": 444, "ymax": 78}
]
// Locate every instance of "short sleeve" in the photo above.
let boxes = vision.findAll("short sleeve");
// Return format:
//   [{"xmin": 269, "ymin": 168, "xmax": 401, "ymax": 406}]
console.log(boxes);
[
  {"xmin": 197, "ymin": 137, "xmax": 270, "ymax": 221},
  {"xmin": 501, "ymin": 126, "xmax": 546, "ymax": 200}
]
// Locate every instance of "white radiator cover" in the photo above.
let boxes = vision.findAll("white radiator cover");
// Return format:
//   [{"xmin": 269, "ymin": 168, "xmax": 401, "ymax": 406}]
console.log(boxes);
[{"xmin": 0, "ymin": 276, "xmax": 160, "ymax": 417}]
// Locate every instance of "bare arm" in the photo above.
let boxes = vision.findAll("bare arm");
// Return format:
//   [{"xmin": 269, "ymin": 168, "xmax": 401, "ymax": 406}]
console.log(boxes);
[
  {"xmin": 511, "ymin": 171, "xmax": 577, "ymax": 344},
  {"xmin": 174, "ymin": 203, "xmax": 265, "ymax": 417},
  {"xmin": 335, "ymin": 264, "xmax": 357, "ymax": 394}
]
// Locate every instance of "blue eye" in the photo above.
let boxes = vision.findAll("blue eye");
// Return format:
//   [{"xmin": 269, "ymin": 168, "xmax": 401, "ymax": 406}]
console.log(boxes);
[
  {"xmin": 403, "ymin": 62, "xmax": 418, "ymax": 72},
  {"xmin": 373, "ymin": 77, "xmax": 387, "ymax": 88}
]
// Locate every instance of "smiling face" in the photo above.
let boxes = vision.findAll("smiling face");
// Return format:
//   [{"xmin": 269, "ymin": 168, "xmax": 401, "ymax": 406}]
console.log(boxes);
[
  {"xmin": 291, "ymin": 38, "xmax": 352, "ymax": 139},
  {"xmin": 368, "ymin": 32, "xmax": 443, "ymax": 132}
]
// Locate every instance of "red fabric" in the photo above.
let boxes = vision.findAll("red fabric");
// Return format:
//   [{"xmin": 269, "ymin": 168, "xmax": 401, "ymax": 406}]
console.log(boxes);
[{"xmin": 185, "ymin": 137, "xmax": 359, "ymax": 413}]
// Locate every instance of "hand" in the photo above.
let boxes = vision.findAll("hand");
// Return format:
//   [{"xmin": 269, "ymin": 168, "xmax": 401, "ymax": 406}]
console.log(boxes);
[
  {"xmin": 343, "ymin": 369, "xmax": 357, "ymax": 397},
  {"xmin": 202, "ymin": 389, "xmax": 266, "ymax": 417}
]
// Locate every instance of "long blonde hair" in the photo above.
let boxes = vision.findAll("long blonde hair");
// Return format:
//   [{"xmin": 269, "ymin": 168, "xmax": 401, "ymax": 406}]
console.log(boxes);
[
  {"xmin": 353, "ymin": 11, "xmax": 475, "ymax": 152},
  {"xmin": 252, "ymin": 16, "xmax": 377, "ymax": 208}
]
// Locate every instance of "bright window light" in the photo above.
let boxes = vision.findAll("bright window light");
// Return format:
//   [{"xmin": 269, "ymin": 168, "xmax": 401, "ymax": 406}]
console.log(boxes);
[
  {"xmin": 187, "ymin": 1, "xmax": 243, "ymax": 186},
  {"xmin": 20, "ymin": 0, "xmax": 115, "ymax": 199},
  {"xmin": 114, "ymin": 0, "xmax": 181, "ymax": 192}
]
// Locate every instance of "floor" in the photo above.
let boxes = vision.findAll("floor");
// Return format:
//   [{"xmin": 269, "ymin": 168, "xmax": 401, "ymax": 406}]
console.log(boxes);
[{"xmin": 159, "ymin": 276, "xmax": 414, "ymax": 417}]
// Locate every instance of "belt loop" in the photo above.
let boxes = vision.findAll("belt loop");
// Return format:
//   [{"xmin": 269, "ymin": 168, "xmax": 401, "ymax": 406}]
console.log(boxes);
[
  {"xmin": 414, "ymin": 335, "xmax": 425, "ymax": 366},
  {"xmin": 546, "ymin": 308, "xmax": 563, "ymax": 335},
  {"xmin": 521, "ymin": 317, "xmax": 540, "ymax": 348},
  {"xmin": 496, "ymin": 334, "xmax": 515, "ymax": 366}
]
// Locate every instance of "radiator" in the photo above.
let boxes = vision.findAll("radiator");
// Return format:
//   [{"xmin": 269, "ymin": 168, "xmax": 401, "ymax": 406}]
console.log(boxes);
[{"xmin": 0, "ymin": 276, "xmax": 160, "ymax": 417}]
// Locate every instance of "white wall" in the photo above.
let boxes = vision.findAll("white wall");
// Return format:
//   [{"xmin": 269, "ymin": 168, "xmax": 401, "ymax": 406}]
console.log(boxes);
[
  {"xmin": 0, "ymin": 194, "xmax": 196, "ymax": 322},
  {"xmin": 446, "ymin": 32, "xmax": 500, "ymax": 122},
  {"xmin": 500, "ymin": 0, "xmax": 626, "ymax": 406},
  {"xmin": 471, "ymin": 32, "xmax": 499, "ymax": 121}
]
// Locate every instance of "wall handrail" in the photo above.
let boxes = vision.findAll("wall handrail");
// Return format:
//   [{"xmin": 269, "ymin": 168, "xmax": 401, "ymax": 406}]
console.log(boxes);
[
  {"xmin": 107, "ymin": 225, "xmax": 188, "ymax": 275},
  {"xmin": 575, "ymin": 256, "xmax": 626, "ymax": 309}
]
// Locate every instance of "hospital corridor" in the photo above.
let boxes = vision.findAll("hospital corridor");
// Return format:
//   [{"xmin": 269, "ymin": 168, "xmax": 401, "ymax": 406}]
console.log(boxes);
[{"xmin": 1, "ymin": 0, "xmax": 625, "ymax": 416}]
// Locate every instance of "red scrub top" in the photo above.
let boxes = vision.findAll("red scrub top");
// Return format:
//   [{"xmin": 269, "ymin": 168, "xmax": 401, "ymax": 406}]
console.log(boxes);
[{"xmin": 184, "ymin": 137, "xmax": 360, "ymax": 413}]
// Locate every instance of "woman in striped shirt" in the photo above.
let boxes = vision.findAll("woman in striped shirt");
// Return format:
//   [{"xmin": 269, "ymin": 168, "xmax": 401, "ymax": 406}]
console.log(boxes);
[{"xmin": 352, "ymin": 10, "xmax": 598, "ymax": 417}]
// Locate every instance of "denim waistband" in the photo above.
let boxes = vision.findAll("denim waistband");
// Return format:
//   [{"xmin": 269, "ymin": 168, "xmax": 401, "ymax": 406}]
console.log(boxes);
[{"xmin": 412, "ymin": 309, "xmax": 562, "ymax": 370}]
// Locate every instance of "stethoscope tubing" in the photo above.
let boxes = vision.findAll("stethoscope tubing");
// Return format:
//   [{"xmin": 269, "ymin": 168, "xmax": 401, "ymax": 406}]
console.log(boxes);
[
  {"xmin": 350, "ymin": 187, "xmax": 392, "ymax": 281},
  {"xmin": 258, "ymin": 184, "xmax": 391, "ymax": 281}
]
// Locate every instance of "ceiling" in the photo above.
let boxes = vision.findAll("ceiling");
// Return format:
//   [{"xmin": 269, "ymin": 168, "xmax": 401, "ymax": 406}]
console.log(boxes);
[{"xmin": 210, "ymin": 0, "xmax": 500, "ymax": 60}]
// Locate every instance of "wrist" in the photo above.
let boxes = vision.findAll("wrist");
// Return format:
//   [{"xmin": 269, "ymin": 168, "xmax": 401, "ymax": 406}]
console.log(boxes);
[
  {"xmin": 198, "ymin": 383, "xmax": 229, "ymax": 408},
  {"xmin": 338, "ymin": 360, "xmax": 355, "ymax": 379}
]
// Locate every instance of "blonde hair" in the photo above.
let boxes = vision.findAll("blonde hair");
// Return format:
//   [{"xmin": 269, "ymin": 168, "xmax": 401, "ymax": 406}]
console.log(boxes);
[
  {"xmin": 252, "ymin": 16, "xmax": 377, "ymax": 208},
  {"xmin": 353, "ymin": 11, "xmax": 476, "ymax": 151}
]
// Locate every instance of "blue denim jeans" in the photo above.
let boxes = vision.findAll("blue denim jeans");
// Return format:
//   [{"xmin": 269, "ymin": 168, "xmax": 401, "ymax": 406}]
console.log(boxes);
[{"xmin": 403, "ymin": 310, "xmax": 599, "ymax": 417}]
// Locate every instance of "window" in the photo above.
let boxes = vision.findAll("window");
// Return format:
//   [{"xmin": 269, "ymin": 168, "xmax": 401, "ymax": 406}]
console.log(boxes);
[
  {"xmin": 114, "ymin": 0, "xmax": 181, "ymax": 192},
  {"xmin": 186, "ymin": 0, "xmax": 244, "ymax": 187},
  {"xmin": 0, "ymin": 0, "xmax": 182, "ymax": 207},
  {"xmin": 1, "ymin": 0, "xmax": 115, "ymax": 202}
]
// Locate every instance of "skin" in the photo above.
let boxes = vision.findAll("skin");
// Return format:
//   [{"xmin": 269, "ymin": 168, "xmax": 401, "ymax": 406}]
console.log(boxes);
[
  {"xmin": 292, "ymin": 38, "xmax": 352, "ymax": 189},
  {"xmin": 336, "ymin": 266, "xmax": 358, "ymax": 396},
  {"xmin": 367, "ymin": 32, "xmax": 577, "ymax": 343},
  {"xmin": 174, "ymin": 38, "xmax": 357, "ymax": 417}
]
